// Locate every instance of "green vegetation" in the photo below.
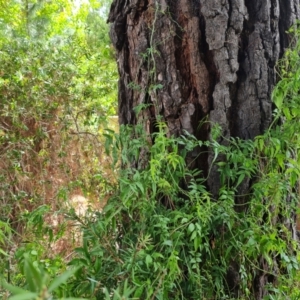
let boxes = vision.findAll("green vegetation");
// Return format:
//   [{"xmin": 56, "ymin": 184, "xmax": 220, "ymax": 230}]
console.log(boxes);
[
  {"xmin": 1, "ymin": 1, "xmax": 300, "ymax": 299},
  {"xmin": 0, "ymin": 0, "xmax": 118, "ymax": 298}
]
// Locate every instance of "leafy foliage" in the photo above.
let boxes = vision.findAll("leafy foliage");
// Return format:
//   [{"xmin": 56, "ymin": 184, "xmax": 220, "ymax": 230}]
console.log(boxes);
[
  {"xmin": 0, "ymin": 0, "xmax": 117, "ymax": 298},
  {"xmin": 68, "ymin": 119, "xmax": 299, "ymax": 299}
]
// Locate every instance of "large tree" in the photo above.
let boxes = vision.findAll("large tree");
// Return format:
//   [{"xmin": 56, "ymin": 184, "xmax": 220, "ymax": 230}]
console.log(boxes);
[{"xmin": 108, "ymin": 0, "xmax": 300, "ymax": 299}]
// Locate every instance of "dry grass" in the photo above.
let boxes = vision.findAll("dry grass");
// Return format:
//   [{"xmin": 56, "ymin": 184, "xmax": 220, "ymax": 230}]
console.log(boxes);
[{"xmin": 0, "ymin": 110, "xmax": 119, "ymax": 257}]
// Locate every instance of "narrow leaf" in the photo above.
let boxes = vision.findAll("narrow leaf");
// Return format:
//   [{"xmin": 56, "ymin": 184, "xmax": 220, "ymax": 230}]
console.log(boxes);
[
  {"xmin": 188, "ymin": 223, "xmax": 195, "ymax": 233},
  {"xmin": 236, "ymin": 173, "xmax": 245, "ymax": 187},
  {"xmin": 48, "ymin": 267, "xmax": 79, "ymax": 293},
  {"xmin": 1, "ymin": 280, "xmax": 28, "ymax": 294},
  {"xmin": 9, "ymin": 292, "xmax": 38, "ymax": 300},
  {"xmin": 0, "ymin": 248, "xmax": 8, "ymax": 256},
  {"xmin": 24, "ymin": 256, "xmax": 42, "ymax": 292},
  {"xmin": 63, "ymin": 298, "xmax": 87, "ymax": 300}
]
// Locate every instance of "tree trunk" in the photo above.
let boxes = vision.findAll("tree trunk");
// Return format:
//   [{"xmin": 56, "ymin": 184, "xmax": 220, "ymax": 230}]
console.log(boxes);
[{"xmin": 108, "ymin": 0, "xmax": 299, "ymax": 298}]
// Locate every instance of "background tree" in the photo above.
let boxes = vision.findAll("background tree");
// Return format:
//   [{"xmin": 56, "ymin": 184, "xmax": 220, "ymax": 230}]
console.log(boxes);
[
  {"xmin": 107, "ymin": 0, "xmax": 300, "ymax": 298},
  {"xmin": 0, "ymin": 1, "xmax": 117, "ymax": 297}
]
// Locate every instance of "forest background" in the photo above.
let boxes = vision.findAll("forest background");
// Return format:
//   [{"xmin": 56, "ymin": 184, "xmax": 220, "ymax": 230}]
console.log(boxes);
[
  {"xmin": 0, "ymin": 0, "xmax": 119, "ymax": 298},
  {"xmin": 1, "ymin": 0, "xmax": 300, "ymax": 299}
]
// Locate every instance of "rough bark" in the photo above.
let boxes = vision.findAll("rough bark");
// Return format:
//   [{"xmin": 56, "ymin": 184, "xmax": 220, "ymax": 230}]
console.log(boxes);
[{"xmin": 108, "ymin": 0, "xmax": 299, "ymax": 298}]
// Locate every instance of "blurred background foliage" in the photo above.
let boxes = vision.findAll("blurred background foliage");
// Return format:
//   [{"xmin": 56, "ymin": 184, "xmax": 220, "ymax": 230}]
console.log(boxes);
[{"xmin": 0, "ymin": 1, "xmax": 118, "ymax": 297}]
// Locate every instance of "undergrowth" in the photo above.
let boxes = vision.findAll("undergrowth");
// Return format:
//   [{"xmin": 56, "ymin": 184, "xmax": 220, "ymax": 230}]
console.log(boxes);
[
  {"xmin": 0, "ymin": 0, "xmax": 117, "ymax": 299},
  {"xmin": 66, "ymin": 117, "xmax": 299, "ymax": 299}
]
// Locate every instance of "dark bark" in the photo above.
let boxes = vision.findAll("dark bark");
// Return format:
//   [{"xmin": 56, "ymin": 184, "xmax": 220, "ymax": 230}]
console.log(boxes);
[{"xmin": 108, "ymin": 0, "xmax": 300, "ymax": 298}]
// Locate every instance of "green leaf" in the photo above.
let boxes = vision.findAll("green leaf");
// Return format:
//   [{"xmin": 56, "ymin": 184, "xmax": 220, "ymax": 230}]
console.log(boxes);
[
  {"xmin": 188, "ymin": 223, "xmax": 195, "ymax": 233},
  {"xmin": 162, "ymin": 240, "xmax": 173, "ymax": 246},
  {"xmin": 194, "ymin": 237, "xmax": 200, "ymax": 251},
  {"xmin": 273, "ymin": 87, "xmax": 284, "ymax": 109},
  {"xmin": 0, "ymin": 248, "xmax": 8, "ymax": 256},
  {"xmin": 217, "ymin": 161, "xmax": 226, "ymax": 167},
  {"xmin": 1, "ymin": 280, "xmax": 28, "ymax": 295},
  {"xmin": 136, "ymin": 181, "xmax": 144, "ymax": 194},
  {"xmin": 9, "ymin": 292, "xmax": 38, "ymax": 300},
  {"xmin": 145, "ymin": 254, "xmax": 153, "ymax": 267},
  {"xmin": 236, "ymin": 173, "xmax": 245, "ymax": 187},
  {"xmin": 63, "ymin": 298, "xmax": 87, "ymax": 300},
  {"xmin": 283, "ymin": 107, "xmax": 291, "ymax": 120},
  {"xmin": 134, "ymin": 285, "xmax": 144, "ymax": 298},
  {"xmin": 181, "ymin": 218, "xmax": 188, "ymax": 224},
  {"xmin": 23, "ymin": 255, "xmax": 42, "ymax": 292},
  {"xmin": 48, "ymin": 267, "xmax": 79, "ymax": 293}
]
